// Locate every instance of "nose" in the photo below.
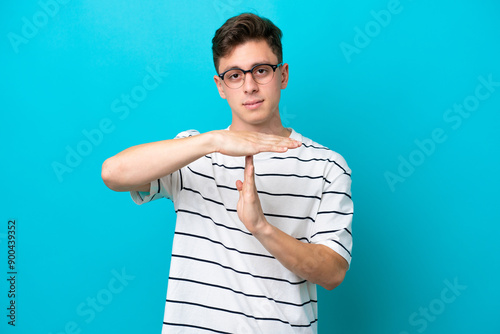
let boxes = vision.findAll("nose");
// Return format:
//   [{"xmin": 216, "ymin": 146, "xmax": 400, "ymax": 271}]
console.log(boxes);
[{"xmin": 242, "ymin": 71, "xmax": 259, "ymax": 94}]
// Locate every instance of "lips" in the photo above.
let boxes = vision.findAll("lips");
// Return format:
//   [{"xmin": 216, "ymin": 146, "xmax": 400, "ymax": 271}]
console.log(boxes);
[{"xmin": 243, "ymin": 99, "xmax": 264, "ymax": 109}]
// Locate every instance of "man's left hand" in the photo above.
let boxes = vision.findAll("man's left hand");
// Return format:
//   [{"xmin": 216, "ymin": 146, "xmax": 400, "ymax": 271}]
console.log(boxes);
[{"xmin": 236, "ymin": 155, "xmax": 269, "ymax": 235}]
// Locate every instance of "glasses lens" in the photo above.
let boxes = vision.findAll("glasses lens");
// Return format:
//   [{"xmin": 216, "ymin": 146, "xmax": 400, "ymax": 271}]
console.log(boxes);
[
  {"xmin": 224, "ymin": 69, "xmax": 244, "ymax": 88},
  {"xmin": 252, "ymin": 65, "xmax": 274, "ymax": 85}
]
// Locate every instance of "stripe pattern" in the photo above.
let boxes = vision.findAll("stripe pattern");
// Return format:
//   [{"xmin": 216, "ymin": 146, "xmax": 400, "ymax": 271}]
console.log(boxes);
[{"xmin": 131, "ymin": 128, "xmax": 353, "ymax": 333}]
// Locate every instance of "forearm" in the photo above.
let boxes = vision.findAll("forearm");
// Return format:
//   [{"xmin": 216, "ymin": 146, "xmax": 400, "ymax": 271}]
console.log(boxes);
[
  {"xmin": 235, "ymin": 155, "xmax": 348, "ymax": 290},
  {"xmin": 102, "ymin": 132, "xmax": 216, "ymax": 191},
  {"xmin": 103, "ymin": 130, "xmax": 300, "ymax": 192},
  {"xmin": 254, "ymin": 222, "xmax": 348, "ymax": 290}
]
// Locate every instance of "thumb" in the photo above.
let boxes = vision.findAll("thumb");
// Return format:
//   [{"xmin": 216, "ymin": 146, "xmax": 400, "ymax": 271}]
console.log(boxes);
[{"xmin": 236, "ymin": 179, "xmax": 243, "ymax": 192}]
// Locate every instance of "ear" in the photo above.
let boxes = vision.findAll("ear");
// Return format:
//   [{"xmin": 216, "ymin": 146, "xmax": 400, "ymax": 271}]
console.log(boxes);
[
  {"xmin": 280, "ymin": 63, "xmax": 289, "ymax": 89},
  {"xmin": 214, "ymin": 75, "xmax": 227, "ymax": 99}
]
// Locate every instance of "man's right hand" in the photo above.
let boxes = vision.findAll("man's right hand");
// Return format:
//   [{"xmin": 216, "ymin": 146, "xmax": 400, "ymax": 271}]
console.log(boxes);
[{"xmin": 211, "ymin": 130, "xmax": 302, "ymax": 157}]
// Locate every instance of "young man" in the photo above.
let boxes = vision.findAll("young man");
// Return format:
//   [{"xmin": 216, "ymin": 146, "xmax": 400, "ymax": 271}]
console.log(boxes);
[{"xmin": 102, "ymin": 13, "xmax": 353, "ymax": 333}]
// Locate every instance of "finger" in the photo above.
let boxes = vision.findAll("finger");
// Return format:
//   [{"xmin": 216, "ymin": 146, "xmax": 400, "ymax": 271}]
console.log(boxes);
[
  {"xmin": 262, "ymin": 144, "xmax": 298, "ymax": 154},
  {"xmin": 236, "ymin": 179, "xmax": 243, "ymax": 192},
  {"xmin": 243, "ymin": 156, "xmax": 256, "ymax": 195},
  {"xmin": 281, "ymin": 138, "xmax": 302, "ymax": 148},
  {"xmin": 253, "ymin": 143, "xmax": 294, "ymax": 154},
  {"xmin": 244, "ymin": 155, "xmax": 254, "ymax": 183},
  {"xmin": 254, "ymin": 137, "xmax": 301, "ymax": 152},
  {"xmin": 256, "ymin": 134, "xmax": 301, "ymax": 147}
]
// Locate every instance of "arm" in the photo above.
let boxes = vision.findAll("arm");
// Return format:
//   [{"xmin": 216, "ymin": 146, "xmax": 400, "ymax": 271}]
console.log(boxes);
[
  {"xmin": 101, "ymin": 131, "xmax": 302, "ymax": 192},
  {"xmin": 236, "ymin": 156, "xmax": 348, "ymax": 290}
]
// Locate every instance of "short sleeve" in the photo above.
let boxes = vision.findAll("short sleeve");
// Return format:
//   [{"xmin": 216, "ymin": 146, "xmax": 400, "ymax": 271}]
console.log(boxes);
[
  {"xmin": 130, "ymin": 129, "xmax": 200, "ymax": 205},
  {"xmin": 309, "ymin": 155, "xmax": 353, "ymax": 267}
]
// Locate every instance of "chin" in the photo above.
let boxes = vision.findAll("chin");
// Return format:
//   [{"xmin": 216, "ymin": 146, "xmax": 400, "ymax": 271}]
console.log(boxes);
[{"xmin": 245, "ymin": 112, "xmax": 272, "ymax": 125}]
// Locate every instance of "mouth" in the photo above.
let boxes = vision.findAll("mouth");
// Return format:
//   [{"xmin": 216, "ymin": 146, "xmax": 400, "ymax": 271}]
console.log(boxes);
[{"xmin": 243, "ymin": 99, "xmax": 264, "ymax": 110}]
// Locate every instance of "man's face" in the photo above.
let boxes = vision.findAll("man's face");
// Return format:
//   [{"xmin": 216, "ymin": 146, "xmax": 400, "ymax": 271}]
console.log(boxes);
[{"xmin": 214, "ymin": 39, "xmax": 289, "ymax": 131}]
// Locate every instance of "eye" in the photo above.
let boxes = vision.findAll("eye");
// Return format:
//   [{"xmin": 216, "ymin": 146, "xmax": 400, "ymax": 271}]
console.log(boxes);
[
  {"xmin": 225, "ymin": 70, "xmax": 243, "ymax": 81},
  {"xmin": 253, "ymin": 65, "xmax": 271, "ymax": 77}
]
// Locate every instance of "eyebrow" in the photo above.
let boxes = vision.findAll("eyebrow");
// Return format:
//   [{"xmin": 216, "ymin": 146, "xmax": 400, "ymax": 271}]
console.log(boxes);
[{"xmin": 221, "ymin": 61, "xmax": 271, "ymax": 73}]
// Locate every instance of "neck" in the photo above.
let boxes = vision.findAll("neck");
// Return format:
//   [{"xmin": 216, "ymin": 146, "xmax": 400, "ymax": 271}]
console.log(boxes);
[
  {"xmin": 230, "ymin": 122, "xmax": 290, "ymax": 137},
  {"xmin": 229, "ymin": 110, "xmax": 291, "ymax": 137}
]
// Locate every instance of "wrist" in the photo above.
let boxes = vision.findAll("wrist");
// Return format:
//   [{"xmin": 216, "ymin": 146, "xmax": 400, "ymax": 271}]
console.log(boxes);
[
  {"xmin": 205, "ymin": 130, "xmax": 222, "ymax": 154},
  {"xmin": 252, "ymin": 218, "xmax": 273, "ymax": 239}
]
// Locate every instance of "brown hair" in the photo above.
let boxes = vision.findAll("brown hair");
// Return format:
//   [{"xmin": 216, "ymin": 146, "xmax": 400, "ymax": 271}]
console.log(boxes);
[{"xmin": 212, "ymin": 13, "xmax": 283, "ymax": 73}]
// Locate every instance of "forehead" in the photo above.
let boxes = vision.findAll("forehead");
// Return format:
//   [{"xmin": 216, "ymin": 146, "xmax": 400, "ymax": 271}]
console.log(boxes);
[{"xmin": 219, "ymin": 39, "xmax": 278, "ymax": 72}]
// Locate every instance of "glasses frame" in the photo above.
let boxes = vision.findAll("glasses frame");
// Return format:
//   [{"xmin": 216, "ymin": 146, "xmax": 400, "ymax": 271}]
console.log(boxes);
[{"xmin": 218, "ymin": 62, "xmax": 284, "ymax": 89}]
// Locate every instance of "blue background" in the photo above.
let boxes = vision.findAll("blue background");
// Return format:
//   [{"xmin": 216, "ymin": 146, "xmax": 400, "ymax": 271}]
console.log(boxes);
[{"xmin": 2, "ymin": 0, "xmax": 499, "ymax": 333}]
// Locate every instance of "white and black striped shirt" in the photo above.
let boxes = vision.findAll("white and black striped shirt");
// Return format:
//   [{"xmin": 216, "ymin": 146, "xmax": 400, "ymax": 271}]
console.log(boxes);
[{"xmin": 131, "ymin": 128, "xmax": 353, "ymax": 333}]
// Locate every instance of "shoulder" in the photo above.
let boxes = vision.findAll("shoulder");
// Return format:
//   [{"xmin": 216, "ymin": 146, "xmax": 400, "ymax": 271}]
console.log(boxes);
[{"xmin": 291, "ymin": 129, "xmax": 351, "ymax": 177}]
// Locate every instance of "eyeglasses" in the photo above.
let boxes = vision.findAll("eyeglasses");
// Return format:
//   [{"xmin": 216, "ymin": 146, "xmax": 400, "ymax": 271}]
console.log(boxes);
[{"xmin": 218, "ymin": 63, "xmax": 283, "ymax": 89}]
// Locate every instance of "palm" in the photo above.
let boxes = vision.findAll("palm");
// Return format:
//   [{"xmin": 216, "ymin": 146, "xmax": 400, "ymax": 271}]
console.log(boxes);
[{"xmin": 236, "ymin": 156, "xmax": 267, "ymax": 234}]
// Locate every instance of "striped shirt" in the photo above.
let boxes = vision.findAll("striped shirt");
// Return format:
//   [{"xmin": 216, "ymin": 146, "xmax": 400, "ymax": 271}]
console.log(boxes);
[{"xmin": 131, "ymin": 128, "xmax": 353, "ymax": 333}]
